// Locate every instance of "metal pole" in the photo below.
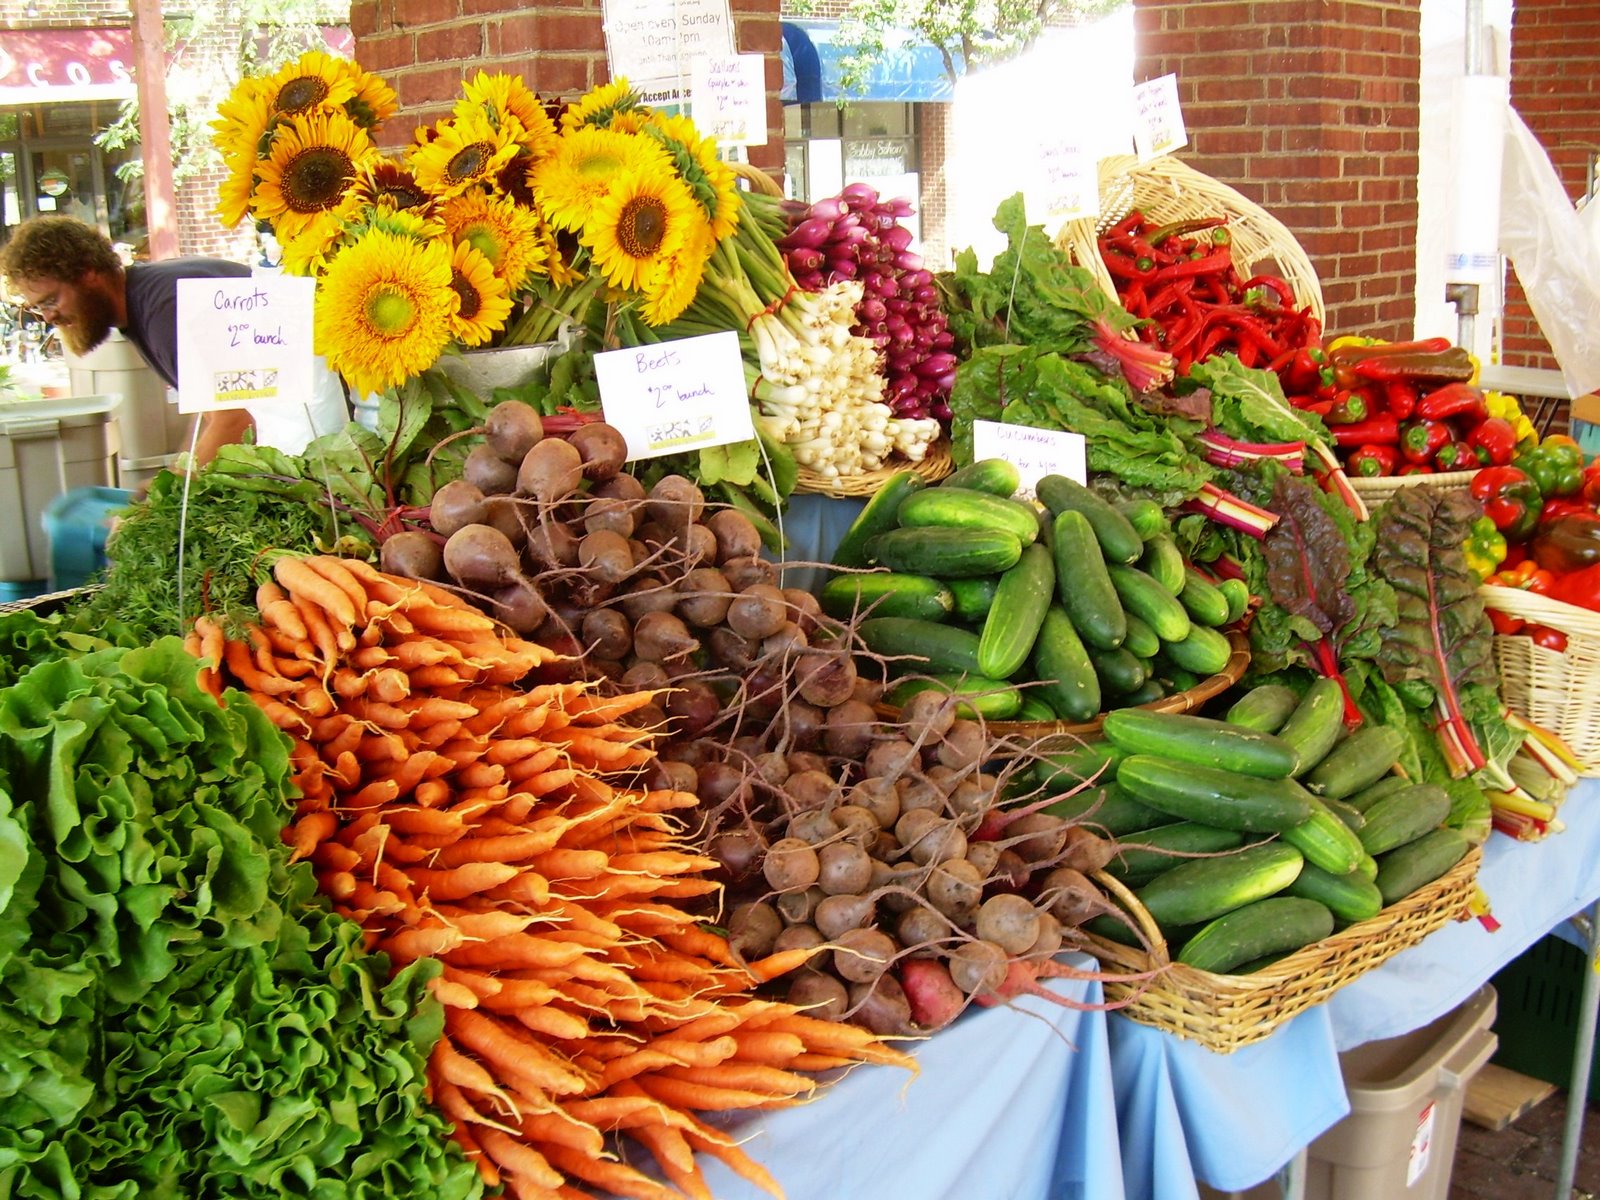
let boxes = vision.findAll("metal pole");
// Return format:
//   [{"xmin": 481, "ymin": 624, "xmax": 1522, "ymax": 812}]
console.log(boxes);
[
  {"xmin": 1448, "ymin": 0, "xmax": 1486, "ymax": 353},
  {"xmin": 1555, "ymin": 901, "xmax": 1600, "ymax": 1199}
]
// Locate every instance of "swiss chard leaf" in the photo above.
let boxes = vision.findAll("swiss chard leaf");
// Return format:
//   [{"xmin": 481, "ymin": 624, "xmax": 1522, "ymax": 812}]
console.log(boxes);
[
  {"xmin": 1189, "ymin": 353, "xmax": 1332, "ymax": 448},
  {"xmin": 1262, "ymin": 474, "xmax": 1357, "ymax": 646}
]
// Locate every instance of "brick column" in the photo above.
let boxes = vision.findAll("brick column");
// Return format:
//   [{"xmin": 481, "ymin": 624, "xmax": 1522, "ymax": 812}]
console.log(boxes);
[{"xmin": 1132, "ymin": 0, "xmax": 1422, "ymax": 342}]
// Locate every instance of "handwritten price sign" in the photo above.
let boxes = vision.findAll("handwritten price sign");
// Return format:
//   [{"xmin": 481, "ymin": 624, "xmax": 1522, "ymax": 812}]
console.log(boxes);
[
  {"xmin": 176, "ymin": 275, "xmax": 314, "ymax": 413},
  {"xmin": 593, "ymin": 330, "xmax": 754, "ymax": 460},
  {"xmin": 971, "ymin": 419, "xmax": 1087, "ymax": 499},
  {"xmin": 691, "ymin": 54, "xmax": 765, "ymax": 146},
  {"xmin": 1132, "ymin": 73, "xmax": 1187, "ymax": 163}
]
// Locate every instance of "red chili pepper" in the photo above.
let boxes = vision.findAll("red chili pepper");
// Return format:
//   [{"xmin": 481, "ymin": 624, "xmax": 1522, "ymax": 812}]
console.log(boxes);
[
  {"xmin": 1241, "ymin": 274, "xmax": 1297, "ymax": 309},
  {"xmin": 1467, "ymin": 417, "xmax": 1518, "ymax": 467},
  {"xmin": 1299, "ymin": 398, "xmax": 1335, "ymax": 418},
  {"xmin": 1148, "ymin": 216, "xmax": 1227, "ymax": 246},
  {"xmin": 1414, "ymin": 382, "xmax": 1489, "ymax": 424},
  {"xmin": 1103, "ymin": 251, "xmax": 1156, "ymax": 283},
  {"xmin": 1151, "ymin": 250, "xmax": 1233, "ymax": 283},
  {"xmin": 1400, "ymin": 419, "xmax": 1452, "ymax": 464},
  {"xmin": 1382, "ymin": 380, "xmax": 1418, "ymax": 420},
  {"xmin": 1347, "ymin": 443, "xmax": 1399, "ymax": 477},
  {"xmin": 1331, "ymin": 414, "xmax": 1400, "ymax": 447},
  {"xmin": 1327, "ymin": 337, "xmax": 1453, "ymax": 367},
  {"xmin": 1399, "ymin": 463, "xmax": 1436, "ymax": 476}
]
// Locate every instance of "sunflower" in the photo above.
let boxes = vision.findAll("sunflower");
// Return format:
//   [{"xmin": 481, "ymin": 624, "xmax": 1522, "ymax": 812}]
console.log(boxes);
[
  {"xmin": 560, "ymin": 79, "xmax": 647, "ymax": 133},
  {"xmin": 533, "ymin": 127, "xmax": 674, "ymax": 233},
  {"xmin": 252, "ymin": 108, "xmax": 378, "ymax": 244},
  {"xmin": 336, "ymin": 60, "xmax": 399, "ymax": 130},
  {"xmin": 337, "ymin": 156, "xmax": 434, "ymax": 218},
  {"xmin": 447, "ymin": 240, "xmax": 514, "ymax": 346},
  {"xmin": 440, "ymin": 189, "xmax": 547, "ymax": 293},
  {"xmin": 639, "ymin": 229, "xmax": 711, "ymax": 326},
  {"xmin": 535, "ymin": 213, "xmax": 586, "ymax": 289},
  {"xmin": 582, "ymin": 163, "xmax": 703, "ymax": 295},
  {"xmin": 214, "ymin": 149, "xmax": 259, "ymax": 229},
  {"xmin": 457, "ymin": 71, "xmax": 558, "ymax": 161},
  {"xmin": 258, "ymin": 51, "xmax": 357, "ymax": 121},
  {"xmin": 409, "ymin": 110, "xmax": 522, "ymax": 201},
  {"xmin": 643, "ymin": 112, "xmax": 742, "ymax": 242},
  {"xmin": 210, "ymin": 80, "xmax": 274, "ymax": 163},
  {"xmin": 315, "ymin": 227, "xmax": 455, "ymax": 396}
]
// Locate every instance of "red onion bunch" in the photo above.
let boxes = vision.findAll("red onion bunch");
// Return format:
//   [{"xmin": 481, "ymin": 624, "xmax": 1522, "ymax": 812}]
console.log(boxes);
[{"xmin": 777, "ymin": 182, "xmax": 956, "ymax": 423}]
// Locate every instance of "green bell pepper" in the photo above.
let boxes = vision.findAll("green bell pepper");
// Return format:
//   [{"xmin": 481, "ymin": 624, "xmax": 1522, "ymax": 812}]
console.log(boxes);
[
  {"xmin": 1463, "ymin": 514, "xmax": 1508, "ymax": 581},
  {"xmin": 1513, "ymin": 435, "xmax": 1585, "ymax": 498}
]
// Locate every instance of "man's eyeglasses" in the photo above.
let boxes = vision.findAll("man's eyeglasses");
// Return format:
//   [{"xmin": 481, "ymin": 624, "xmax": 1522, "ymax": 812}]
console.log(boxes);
[{"xmin": 18, "ymin": 292, "xmax": 62, "ymax": 320}]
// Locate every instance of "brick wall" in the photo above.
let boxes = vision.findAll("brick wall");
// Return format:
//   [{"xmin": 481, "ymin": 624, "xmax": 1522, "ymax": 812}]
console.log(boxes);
[
  {"xmin": 350, "ymin": 0, "xmax": 786, "ymax": 173},
  {"xmin": 1131, "ymin": 0, "xmax": 1421, "ymax": 343},
  {"xmin": 1503, "ymin": 0, "xmax": 1600, "ymax": 370},
  {"xmin": 917, "ymin": 101, "xmax": 948, "ymax": 268}
]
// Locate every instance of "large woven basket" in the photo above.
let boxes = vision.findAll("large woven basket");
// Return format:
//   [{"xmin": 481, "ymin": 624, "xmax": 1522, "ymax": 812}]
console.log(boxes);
[
  {"xmin": 1083, "ymin": 846, "xmax": 1482, "ymax": 1053},
  {"xmin": 874, "ymin": 630, "xmax": 1249, "ymax": 740},
  {"xmin": 1480, "ymin": 586, "xmax": 1600, "ymax": 775},
  {"xmin": 794, "ymin": 438, "xmax": 955, "ymax": 498},
  {"xmin": 1348, "ymin": 468, "xmax": 1479, "ymax": 508},
  {"xmin": 1056, "ymin": 155, "xmax": 1325, "ymax": 326}
]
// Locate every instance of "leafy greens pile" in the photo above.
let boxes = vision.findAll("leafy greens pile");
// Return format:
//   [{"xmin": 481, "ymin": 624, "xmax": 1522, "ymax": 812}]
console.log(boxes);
[{"xmin": 0, "ymin": 634, "xmax": 480, "ymax": 1199}]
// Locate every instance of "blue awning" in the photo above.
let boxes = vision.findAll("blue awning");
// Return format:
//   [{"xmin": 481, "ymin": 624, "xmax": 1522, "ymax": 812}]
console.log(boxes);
[{"xmin": 781, "ymin": 19, "xmax": 955, "ymax": 104}]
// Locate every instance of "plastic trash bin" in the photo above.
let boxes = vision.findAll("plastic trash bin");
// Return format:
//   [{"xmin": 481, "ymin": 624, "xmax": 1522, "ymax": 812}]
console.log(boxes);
[
  {"xmin": 1303, "ymin": 985, "xmax": 1497, "ymax": 1200},
  {"xmin": 43, "ymin": 485, "xmax": 133, "ymax": 590},
  {"xmin": 0, "ymin": 394, "xmax": 117, "ymax": 581}
]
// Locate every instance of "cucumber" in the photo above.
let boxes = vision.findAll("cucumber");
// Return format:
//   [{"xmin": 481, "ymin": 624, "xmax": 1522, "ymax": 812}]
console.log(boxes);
[
  {"xmin": 941, "ymin": 457, "xmax": 1021, "ymax": 497},
  {"xmin": 831, "ymin": 470, "xmax": 925, "ymax": 569},
  {"xmin": 1052, "ymin": 510, "xmax": 1126, "ymax": 651},
  {"xmin": 1106, "ymin": 822, "xmax": 1247, "ymax": 886},
  {"xmin": 1357, "ymin": 785, "xmax": 1453, "ymax": 857},
  {"xmin": 1156, "ymin": 665, "xmax": 1201, "ymax": 693},
  {"xmin": 1226, "ymin": 684, "xmax": 1301, "ymax": 734},
  {"xmin": 1045, "ymin": 781, "xmax": 1177, "ymax": 836},
  {"xmin": 1102, "ymin": 710, "xmax": 1298, "ymax": 779},
  {"xmin": 1179, "ymin": 568, "xmax": 1232, "ymax": 628},
  {"xmin": 1140, "ymin": 534, "xmax": 1186, "ymax": 596},
  {"xmin": 1116, "ymin": 755, "xmax": 1317, "ymax": 832},
  {"xmin": 1120, "ymin": 613, "xmax": 1160, "ymax": 660},
  {"xmin": 1355, "ymin": 854, "xmax": 1379, "ymax": 882},
  {"xmin": 948, "ymin": 577, "xmax": 999, "ymax": 622},
  {"xmin": 1107, "ymin": 564, "xmax": 1191, "ymax": 643},
  {"xmin": 1276, "ymin": 677, "xmax": 1347, "ymax": 777},
  {"xmin": 1118, "ymin": 498, "xmax": 1169, "ymax": 541},
  {"xmin": 1176, "ymin": 897, "xmax": 1334, "ymax": 974},
  {"xmin": 1035, "ymin": 475, "xmax": 1143, "ymax": 564},
  {"xmin": 1123, "ymin": 679, "xmax": 1167, "ymax": 706},
  {"xmin": 1280, "ymin": 796, "xmax": 1367, "ymax": 875},
  {"xmin": 883, "ymin": 673, "xmax": 1023, "ymax": 720},
  {"xmin": 1160, "ymin": 625, "xmax": 1232, "ymax": 677},
  {"xmin": 819, "ymin": 572, "xmax": 954, "ymax": 622},
  {"xmin": 857, "ymin": 617, "xmax": 982, "ymax": 675},
  {"xmin": 1323, "ymin": 796, "xmax": 1367, "ymax": 832},
  {"xmin": 1030, "ymin": 606, "xmax": 1102, "ymax": 722},
  {"xmin": 1016, "ymin": 695, "xmax": 1058, "ymax": 723},
  {"xmin": 896, "ymin": 487, "xmax": 1040, "ymax": 546},
  {"xmin": 1304, "ymin": 725, "xmax": 1407, "ymax": 800},
  {"xmin": 1219, "ymin": 577, "xmax": 1251, "ymax": 624},
  {"xmin": 1347, "ymin": 774, "xmax": 1410, "ymax": 813},
  {"xmin": 1034, "ymin": 741, "xmax": 1126, "ymax": 789},
  {"xmin": 1088, "ymin": 644, "xmax": 1148, "ymax": 697},
  {"xmin": 866, "ymin": 527, "xmax": 1023, "ymax": 578},
  {"xmin": 1134, "ymin": 842, "xmax": 1305, "ymax": 929},
  {"xmin": 1286, "ymin": 861, "xmax": 1384, "ymax": 924},
  {"xmin": 1374, "ymin": 828, "xmax": 1470, "ymax": 906},
  {"xmin": 979, "ymin": 542, "xmax": 1055, "ymax": 679}
]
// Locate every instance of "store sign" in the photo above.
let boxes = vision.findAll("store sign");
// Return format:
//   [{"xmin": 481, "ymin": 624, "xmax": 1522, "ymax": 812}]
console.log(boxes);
[
  {"xmin": 176, "ymin": 276, "xmax": 315, "ymax": 414},
  {"xmin": 690, "ymin": 54, "xmax": 765, "ymax": 146},
  {"xmin": 38, "ymin": 169, "xmax": 70, "ymax": 198},
  {"xmin": 594, "ymin": 330, "xmax": 754, "ymax": 460},
  {"xmin": 1132, "ymin": 73, "xmax": 1188, "ymax": 163},
  {"xmin": 971, "ymin": 419, "xmax": 1086, "ymax": 499},
  {"xmin": 0, "ymin": 28, "xmax": 135, "ymax": 102},
  {"xmin": 603, "ymin": 0, "xmax": 735, "ymax": 106},
  {"xmin": 844, "ymin": 138, "xmax": 911, "ymax": 178}
]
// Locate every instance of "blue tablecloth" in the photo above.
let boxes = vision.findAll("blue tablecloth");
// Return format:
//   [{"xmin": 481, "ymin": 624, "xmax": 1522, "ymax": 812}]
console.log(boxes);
[
  {"xmin": 1109, "ymin": 781, "xmax": 1600, "ymax": 1199},
  {"xmin": 697, "ymin": 967, "xmax": 1125, "ymax": 1200},
  {"xmin": 769, "ymin": 492, "xmax": 865, "ymax": 597}
]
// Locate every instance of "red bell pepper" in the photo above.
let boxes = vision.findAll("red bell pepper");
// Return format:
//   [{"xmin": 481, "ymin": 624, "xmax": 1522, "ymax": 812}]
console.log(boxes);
[
  {"xmin": 1487, "ymin": 607, "xmax": 1525, "ymax": 635},
  {"xmin": 1400, "ymin": 419, "xmax": 1452, "ymax": 465},
  {"xmin": 1399, "ymin": 463, "xmax": 1435, "ymax": 475},
  {"xmin": 1472, "ymin": 465, "xmax": 1545, "ymax": 541},
  {"xmin": 1382, "ymin": 380, "xmax": 1418, "ymax": 420},
  {"xmin": 1539, "ymin": 497, "xmax": 1596, "ymax": 524},
  {"xmin": 1433, "ymin": 440, "xmax": 1480, "ymax": 472},
  {"xmin": 1550, "ymin": 562, "xmax": 1600, "ymax": 612},
  {"xmin": 1331, "ymin": 414, "xmax": 1399, "ymax": 448},
  {"xmin": 1347, "ymin": 444, "xmax": 1398, "ymax": 477},
  {"xmin": 1414, "ymin": 382, "xmax": 1489, "ymax": 424},
  {"xmin": 1467, "ymin": 417, "xmax": 1518, "ymax": 467},
  {"xmin": 1528, "ymin": 625, "xmax": 1570, "ymax": 653},
  {"xmin": 1281, "ymin": 346, "xmax": 1328, "ymax": 394},
  {"xmin": 1325, "ymin": 389, "xmax": 1371, "ymax": 425}
]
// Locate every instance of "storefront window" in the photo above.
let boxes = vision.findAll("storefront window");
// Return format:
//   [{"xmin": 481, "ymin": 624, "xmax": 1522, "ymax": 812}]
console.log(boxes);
[{"xmin": 0, "ymin": 102, "xmax": 141, "ymax": 251}]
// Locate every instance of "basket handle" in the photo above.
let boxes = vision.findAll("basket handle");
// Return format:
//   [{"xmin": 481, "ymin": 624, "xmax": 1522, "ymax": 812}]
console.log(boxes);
[
  {"xmin": 731, "ymin": 161, "xmax": 783, "ymax": 198},
  {"xmin": 1092, "ymin": 869, "xmax": 1170, "ymax": 964}
]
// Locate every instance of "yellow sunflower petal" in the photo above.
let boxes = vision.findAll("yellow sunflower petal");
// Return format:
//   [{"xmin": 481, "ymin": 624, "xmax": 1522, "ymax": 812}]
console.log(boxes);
[
  {"xmin": 408, "ymin": 110, "xmax": 522, "ymax": 201},
  {"xmin": 640, "ymin": 230, "xmax": 711, "ymax": 326},
  {"xmin": 447, "ymin": 240, "xmax": 515, "ymax": 346},
  {"xmin": 457, "ymin": 71, "xmax": 559, "ymax": 160},
  {"xmin": 532, "ymin": 127, "xmax": 674, "ymax": 233},
  {"xmin": 316, "ymin": 228, "xmax": 456, "ymax": 396},
  {"xmin": 214, "ymin": 149, "xmax": 258, "ymax": 229},
  {"xmin": 560, "ymin": 78, "xmax": 646, "ymax": 133},
  {"xmin": 643, "ymin": 112, "xmax": 742, "ymax": 242},
  {"xmin": 582, "ymin": 163, "xmax": 701, "ymax": 295},
  {"xmin": 251, "ymin": 107, "xmax": 378, "ymax": 244},
  {"xmin": 440, "ymin": 190, "xmax": 547, "ymax": 293},
  {"xmin": 335, "ymin": 60, "xmax": 399, "ymax": 129},
  {"xmin": 259, "ymin": 50, "xmax": 358, "ymax": 120},
  {"xmin": 210, "ymin": 82, "xmax": 274, "ymax": 163}
]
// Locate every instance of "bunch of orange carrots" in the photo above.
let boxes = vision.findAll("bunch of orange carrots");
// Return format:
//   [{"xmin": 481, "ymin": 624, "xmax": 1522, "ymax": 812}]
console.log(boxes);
[{"xmin": 188, "ymin": 554, "xmax": 913, "ymax": 1200}]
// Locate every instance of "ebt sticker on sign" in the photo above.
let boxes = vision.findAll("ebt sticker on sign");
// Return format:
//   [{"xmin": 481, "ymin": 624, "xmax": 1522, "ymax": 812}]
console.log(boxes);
[
  {"xmin": 594, "ymin": 329, "xmax": 754, "ymax": 460},
  {"xmin": 971, "ymin": 419, "xmax": 1087, "ymax": 499},
  {"xmin": 176, "ymin": 275, "xmax": 314, "ymax": 413}
]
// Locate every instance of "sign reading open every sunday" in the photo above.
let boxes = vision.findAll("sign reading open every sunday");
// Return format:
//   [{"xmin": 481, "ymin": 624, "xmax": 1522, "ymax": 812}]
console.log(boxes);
[{"xmin": 176, "ymin": 275, "xmax": 314, "ymax": 414}]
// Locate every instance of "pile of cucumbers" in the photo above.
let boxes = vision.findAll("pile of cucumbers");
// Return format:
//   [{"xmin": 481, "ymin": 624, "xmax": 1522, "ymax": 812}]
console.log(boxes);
[
  {"xmin": 1060, "ymin": 684, "xmax": 1472, "ymax": 975},
  {"xmin": 822, "ymin": 461, "xmax": 1249, "ymax": 722}
]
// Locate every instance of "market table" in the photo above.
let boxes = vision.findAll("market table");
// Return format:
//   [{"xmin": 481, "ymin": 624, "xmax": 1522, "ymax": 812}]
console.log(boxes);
[
  {"xmin": 694, "ymin": 966, "xmax": 1127, "ymax": 1200},
  {"xmin": 1106, "ymin": 778, "xmax": 1600, "ymax": 1200}
]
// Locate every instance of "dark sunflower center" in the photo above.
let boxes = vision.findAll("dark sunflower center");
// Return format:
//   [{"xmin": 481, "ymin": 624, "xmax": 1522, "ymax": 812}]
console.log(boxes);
[
  {"xmin": 618, "ymin": 196, "xmax": 668, "ymax": 259},
  {"xmin": 283, "ymin": 147, "xmax": 354, "ymax": 213},
  {"xmin": 378, "ymin": 182, "xmax": 429, "ymax": 210},
  {"xmin": 276, "ymin": 77, "xmax": 329, "ymax": 115},
  {"xmin": 450, "ymin": 270, "xmax": 482, "ymax": 320},
  {"xmin": 446, "ymin": 141, "xmax": 493, "ymax": 184}
]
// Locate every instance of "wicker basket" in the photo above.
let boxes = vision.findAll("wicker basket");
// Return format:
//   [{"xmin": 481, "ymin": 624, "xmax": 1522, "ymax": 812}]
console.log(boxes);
[
  {"xmin": 1480, "ymin": 585, "xmax": 1600, "ymax": 775},
  {"xmin": 1083, "ymin": 846, "xmax": 1482, "ymax": 1053},
  {"xmin": 794, "ymin": 438, "xmax": 955, "ymax": 498},
  {"xmin": 1055, "ymin": 155, "xmax": 1325, "ymax": 326},
  {"xmin": 1348, "ymin": 468, "xmax": 1479, "ymax": 508},
  {"xmin": 873, "ymin": 630, "xmax": 1249, "ymax": 739}
]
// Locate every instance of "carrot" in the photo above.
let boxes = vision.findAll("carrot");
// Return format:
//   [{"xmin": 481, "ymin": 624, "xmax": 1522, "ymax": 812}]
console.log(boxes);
[
  {"xmin": 518, "ymin": 1110, "xmax": 606, "ymax": 1158},
  {"xmin": 346, "ymin": 778, "xmax": 401, "ymax": 810},
  {"xmin": 380, "ymin": 802, "xmax": 461, "ymax": 838},
  {"xmin": 351, "ymin": 645, "xmax": 391, "ymax": 671},
  {"xmin": 536, "ymin": 1142, "xmax": 680, "ymax": 1200},
  {"xmin": 528, "ymin": 849, "xmax": 610, "ymax": 880},
  {"xmin": 407, "ymin": 663, "xmax": 473, "ymax": 691},
  {"xmin": 405, "ymin": 601, "xmax": 500, "ymax": 639},
  {"xmin": 311, "ymin": 840, "xmax": 361, "ymax": 873},
  {"xmin": 222, "ymin": 636, "xmax": 298, "ymax": 696},
  {"xmin": 445, "ymin": 1123, "xmax": 500, "ymax": 1189},
  {"xmin": 284, "ymin": 810, "xmax": 338, "ymax": 862},
  {"xmin": 249, "ymin": 695, "xmax": 311, "ymax": 735},
  {"xmin": 318, "ymin": 869, "xmax": 358, "ymax": 901},
  {"xmin": 598, "ymin": 1036, "xmax": 739, "ymax": 1088},
  {"xmin": 475, "ymin": 1127, "xmax": 565, "ymax": 1193},
  {"xmin": 561, "ymin": 688, "xmax": 665, "ymax": 723},
  {"xmin": 729, "ymin": 1029, "xmax": 808, "ymax": 1067},
  {"xmin": 429, "ymin": 907, "xmax": 536, "ymax": 941},
  {"xmin": 680, "ymin": 1120, "xmax": 785, "ymax": 1200},
  {"xmin": 484, "ymin": 872, "xmax": 552, "ymax": 908},
  {"xmin": 330, "ymin": 668, "xmax": 370, "ymax": 700},
  {"xmin": 474, "ymin": 975, "xmax": 561, "ymax": 1010},
  {"xmin": 430, "ymin": 976, "xmax": 482, "ymax": 1010},
  {"xmin": 302, "ymin": 555, "xmax": 370, "ymax": 624},
  {"xmin": 345, "ymin": 880, "xmax": 414, "ymax": 919},
  {"xmin": 369, "ymin": 666, "xmax": 411, "ymax": 704},
  {"xmin": 275, "ymin": 555, "xmax": 359, "ymax": 628},
  {"xmin": 405, "ymin": 862, "xmax": 520, "ymax": 902},
  {"xmin": 432, "ymin": 831, "xmax": 559, "ymax": 869},
  {"xmin": 521, "ymin": 768, "xmax": 581, "ymax": 798},
  {"xmin": 256, "ymin": 580, "xmax": 309, "ymax": 641},
  {"xmin": 631, "ymin": 1073, "xmax": 801, "ymax": 1113},
  {"xmin": 445, "ymin": 1008, "xmax": 592, "ymax": 1097},
  {"xmin": 439, "ymin": 964, "xmax": 503, "ymax": 1001},
  {"xmin": 376, "ymin": 923, "xmax": 467, "ymax": 963},
  {"xmin": 433, "ymin": 1035, "xmax": 522, "ymax": 1113},
  {"xmin": 288, "ymin": 586, "xmax": 344, "ymax": 668},
  {"xmin": 608, "ymin": 851, "xmax": 723, "ymax": 878},
  {"xmin": 657, "ymin": 1060, "xmax": 816, "ymax": 1096},
  {"xmin": 509, "ymin": 1004, "xmax": 593, "ymax": 1043},
  {"xmin": 444, "ymin": 931, "xmax": 589, "ymax": 971},
  {"xmin": 787, "ymin": 1052, "xmax": 858, "ymax": 1072},
  {"xmin": 415, "ymin": 779, "xmax": 451, "ymax": 808},
  {"xmin": 626, "ymin": 1124, "xmax": 710, "ymax": 1200},
  {"xmin": 347, "ymin": 697, "xmax": 412, "ymax": 730}
]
